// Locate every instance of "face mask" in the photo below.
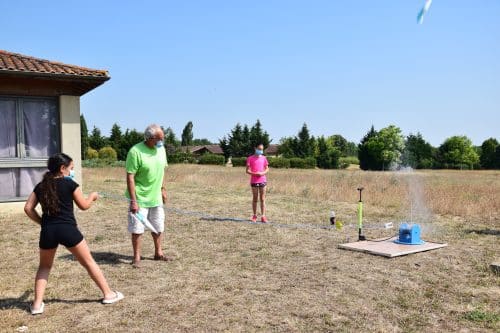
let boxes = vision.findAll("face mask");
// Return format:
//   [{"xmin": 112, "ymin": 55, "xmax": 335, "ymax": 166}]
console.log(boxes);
[
  {"xmin": 64, "ymin": 169, "xmax": 75, "ymax": 180},
  {"xmin": 155, "ymin": 140, "xmax": 164, "ymax": 148},
  {"xmin": 255, "ymin": 149, "xmax": 263, "ymax": 155}
]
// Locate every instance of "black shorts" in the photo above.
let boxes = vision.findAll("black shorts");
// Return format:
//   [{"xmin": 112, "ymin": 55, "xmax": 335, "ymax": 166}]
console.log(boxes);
[
  {"xmin": 39, "ymin": 223, "xmax": 84, "ymax": 250},
  {"xmin": 251, "ymin": 182, "xmax": 267, "ymax": 188}
]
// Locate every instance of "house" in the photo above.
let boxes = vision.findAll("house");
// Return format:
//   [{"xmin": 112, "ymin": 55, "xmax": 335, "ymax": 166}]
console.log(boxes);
[
  {"xmin": 0, "ymin": 50, "xmax": 109, "ymax": 211},
  {"xmin": 182, "ymin": 145, "xmax": 224, "ymax": 156},
  {"xmin": 265, "ymin": 144, "xmax": 280, "ymax": 157}
]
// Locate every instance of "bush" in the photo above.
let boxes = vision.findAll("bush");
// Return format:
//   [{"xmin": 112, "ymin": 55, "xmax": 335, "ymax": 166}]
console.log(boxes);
[
  {"xmin": 417, "ymin": 158, "xmax": 434, "ymax": 169},
  {"xmin": 289, "ymin": 157, "xmax": 316, "ymax": 169},
  {"xmin": 82, "ymin": 159, "xmax": 125, "ymax": 168},
  {"xmin": 98, "ymin": 146, "xmax": 117, "ymax": 161},
  {"xmin": 198, "ymin": 153, "xmax": 225, "ymax": 165},
  {"xmin": 339, "ymin": 156, "xmax": 360, "ymax": 169},
  {"xmin": 86, "ymin": 147, "xmax": 99, "ymax": 159},
  {"xmin": 268, "ymin": 157, "xmax": 290, "ymax": 168},
  {"xmin": 231, "ymin": 157, "xmax": 247, "ymax": 167},
  {"xmin": 168, "ymin": 152, "xmax": 196, "ymax": 164}
]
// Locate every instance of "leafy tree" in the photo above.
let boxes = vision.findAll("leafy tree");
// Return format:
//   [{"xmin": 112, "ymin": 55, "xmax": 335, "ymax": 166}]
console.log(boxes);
[
  {"xmin": 88, "ymin": 126, "xmax": 107, "ymax": 150},
  {"xmin": 80, "ymin": 114, "xmax": 89, "ymax": 160},
  {"xmin": 295, "ymin": 123, "xmax": 316, "ymax": 158},
  {"xmin": 277, "ymin": 137, "xmax": 297, "ymax": 158},
  {"xmin": 220, "ymin": 120, "xmax": 271, "ymax": 158},
  {"xmin": 164, "ymin": 127, "xmax": 179, "ymax": 146},
  {"xmin": 219, "ymin": 137, "xmax": 230, "ymax": 159},
  {"xmin": 120, "ymin": 129, "xmax": 144, "ymax": 159},
  {"xmin": 402, "ymin": 132, "xmax": 435, "ymax": 169},
  {"xmin": 437, "ymin": 136, "xmax": 479, "ymax": 169},
  {"xmin": 378, "ymin": 125, "xmax": 405, "ymax": 169},
  {"xmin": 327, "ymin": 134, "xmax": 358, "ymax": 157},
  {"xmin": 220, "ymin": 123, "xmax": 244, "ymax": 158},
  {"xmin": 479, "ymin": 138, "xmax": 499, "ymax": 169},
  {"xmin": 86, "ymin": 147, "xmax": 98, "ymax": 159},
  {"xmin": 316, "ymin": 136, "xmax": 341, "ymax": 169},
  {"xmin": 277, "ymin": 124, "xmax": 316, "ymax": 159},
  {"xmin": 109, "ymin": 123, "xmax": 127, "ymax": 160},
  {"xmin": 249, "ymin": 119, "xmax": 271, "ymax": 150},
  {"xmin": 358, "ymin": 125, "xmax": 404, "ymax": 170},
  {"xmin": 496, "ymin": 146, "xmax": 500, "ymax": 169},
  {"xmin": 328, "ymin": 135, "xmax": 346, "ymax": 155},
  {"xmin": 358, "ymin": 125, "xmax": 378, "ymax": 170},
  {"xmin": 242, "ymin": 124, "xmax": 251, "ymax": 155},
  {"xmin": 192, "ymin": 138, "xmax": 212, "ymax": 145},
  {"xmin": 344, "ymin": 141, "xmax": 358, "ymax": 157},
  {"xmin": 98, "ymin": 146, "xmax": 118, "ymax": 161},
  {"xmin": 181, "ymin": 121, "xmax": 194, "ymax": 146}
]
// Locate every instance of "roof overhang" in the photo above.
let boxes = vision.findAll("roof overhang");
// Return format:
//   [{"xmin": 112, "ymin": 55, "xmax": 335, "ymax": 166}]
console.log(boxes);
[{"xmin": 0, "ymin": 70, "xmax": 110, "ymax": 97}]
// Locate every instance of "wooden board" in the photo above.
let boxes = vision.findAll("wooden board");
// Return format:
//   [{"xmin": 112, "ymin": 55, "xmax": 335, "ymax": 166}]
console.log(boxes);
[{"xmin": 338, "ymin": 237, "xmax": 447, "ymax": 258}]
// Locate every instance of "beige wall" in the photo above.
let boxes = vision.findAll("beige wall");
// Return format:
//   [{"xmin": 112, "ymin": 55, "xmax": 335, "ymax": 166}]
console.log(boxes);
[{"xmin": 59, "ymin": 96, "xmax": 82, "ymax": 184}]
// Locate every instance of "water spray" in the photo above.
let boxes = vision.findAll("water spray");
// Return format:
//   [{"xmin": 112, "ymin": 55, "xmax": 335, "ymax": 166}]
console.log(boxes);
[{"xmin": 357, "ymin": 187, "xmax": 366, "ymax": 241}]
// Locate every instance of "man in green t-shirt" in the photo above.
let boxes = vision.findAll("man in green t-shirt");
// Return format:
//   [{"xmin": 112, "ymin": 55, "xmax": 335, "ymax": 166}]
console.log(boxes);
[{"xmin": 126, "ymin": 124, "xmax": 171, "ymax": 268}]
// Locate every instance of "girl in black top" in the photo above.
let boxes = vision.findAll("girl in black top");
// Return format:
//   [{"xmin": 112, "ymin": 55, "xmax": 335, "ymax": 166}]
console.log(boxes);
[{"xmin": 24, "ymin": 153, "xmax": 123, "ymax": 315}]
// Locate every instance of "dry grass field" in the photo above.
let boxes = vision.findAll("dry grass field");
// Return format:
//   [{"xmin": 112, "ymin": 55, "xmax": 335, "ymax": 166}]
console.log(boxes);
[{"xmin": 1, "ymin": 165, "xmax": 499, "ymax": 332}]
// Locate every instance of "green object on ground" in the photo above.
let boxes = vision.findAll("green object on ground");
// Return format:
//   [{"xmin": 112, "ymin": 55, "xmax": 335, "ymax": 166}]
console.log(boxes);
[{"xmin": 358, "ymin": 201, "xmax": 363, "ymax": 229}]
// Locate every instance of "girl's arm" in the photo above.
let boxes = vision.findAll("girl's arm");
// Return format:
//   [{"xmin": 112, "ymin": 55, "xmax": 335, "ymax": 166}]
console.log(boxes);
[
  {"xmin": 246, "ymin": 165, "xmax": 255, "ymax": 175},
  {"xmin": 73, "ymin": 187, "xmax": 98, "ymax": 211},
  {"xmin": 254, "ymin": 166, "xmax": 269, "ymax": 176},
  {"xmin": 24, "ymin": 192, "xmax": 42, "ymax": 225}
]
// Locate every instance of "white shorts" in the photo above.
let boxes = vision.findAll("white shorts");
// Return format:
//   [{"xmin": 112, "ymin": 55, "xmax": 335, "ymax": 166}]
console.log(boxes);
[{"xmin": 128, "ymin": 206, "xmax": 165, "ymax": 234}]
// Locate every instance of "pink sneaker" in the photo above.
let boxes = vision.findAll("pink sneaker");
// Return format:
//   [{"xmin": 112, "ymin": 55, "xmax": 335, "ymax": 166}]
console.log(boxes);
[
  {"xmin": 261, "ymin": 216, "xmax": 268, "ymax": 223},
  {"xmin": 251, "ymin": 215, "xmax": 257, "ymax": 222}
]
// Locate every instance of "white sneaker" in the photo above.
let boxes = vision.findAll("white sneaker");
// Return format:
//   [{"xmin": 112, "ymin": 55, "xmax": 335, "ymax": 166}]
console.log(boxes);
[
  {"xmin": 30, "ymin": 302, "xmax": 44, "ymax": 315},
  {"xmin": 102, "ymin": 291, "xmax": 124, "ymax": 304}
]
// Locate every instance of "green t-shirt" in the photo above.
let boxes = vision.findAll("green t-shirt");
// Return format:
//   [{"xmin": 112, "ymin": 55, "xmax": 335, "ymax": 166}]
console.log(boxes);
[{"xmin": 125, "ymin": 142, "xmax": 168, "ymax": 207}]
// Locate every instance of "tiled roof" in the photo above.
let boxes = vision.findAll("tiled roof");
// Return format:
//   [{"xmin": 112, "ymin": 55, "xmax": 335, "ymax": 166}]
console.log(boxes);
[
  {"xmin": 188, "ymin": 145, "xmax": 224, "ymax": 155},
  {"xmin": 0, "ymin": 50, "xmax": 109, "ymax": 78},
  {"xmin": 265, "ymin": 144, "xmax": 279, "ymax": 154}
]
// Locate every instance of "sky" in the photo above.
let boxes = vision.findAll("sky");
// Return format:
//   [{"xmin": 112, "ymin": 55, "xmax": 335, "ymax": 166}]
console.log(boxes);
[{"xmin": 1, "ymin": 0, "xmax": 499, "ymax": 146}]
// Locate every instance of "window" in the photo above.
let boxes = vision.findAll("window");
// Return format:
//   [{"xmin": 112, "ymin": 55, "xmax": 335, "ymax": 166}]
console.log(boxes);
[{"xmin": 0, "ymin": 96, "xmax": 59, "ymax": 201}]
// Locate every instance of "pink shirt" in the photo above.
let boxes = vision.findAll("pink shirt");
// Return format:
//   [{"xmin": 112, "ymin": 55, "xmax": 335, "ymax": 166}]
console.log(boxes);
[{"xmin": 246, "ymin": 155, "xmax": 269, "ymax": 184}]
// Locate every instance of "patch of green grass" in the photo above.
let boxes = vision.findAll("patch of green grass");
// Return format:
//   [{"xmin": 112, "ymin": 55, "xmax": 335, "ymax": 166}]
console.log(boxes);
[
  {"xmin": 94, "ymin": 235, "xmax": 105, "ymax": 242},
  {"xmin": 463, "ymin": 309, "xmax": 499, "ymax": 325}
]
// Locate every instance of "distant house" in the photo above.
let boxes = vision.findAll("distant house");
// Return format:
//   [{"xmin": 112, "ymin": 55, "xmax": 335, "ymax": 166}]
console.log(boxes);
[
  {"xmin": 0, "ymin": 50, "xmax": 109, "ymax": 211},
  {"xmin": 169, "ymin": 144, "xmax": 280, "ymax": 158},
  {"xmin": 265, "ymin": 144, "xmax": 280, "ymax": 157},
  {"xmin": 183, "ymin": 145, "xmax": 224, "ymax": 156}
]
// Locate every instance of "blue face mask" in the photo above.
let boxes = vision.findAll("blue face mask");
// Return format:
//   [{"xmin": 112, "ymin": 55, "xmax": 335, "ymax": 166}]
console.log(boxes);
[
  {"xmin": 255, "ymin": 149, "xmax": 263, "ymax": 155},
  {"xmin": 64, "ymin": 169, "xmax": 75, "ymax": 180},
  {"xmin": 155, "ymin": 140, "xmax": 164, "ymax": 148}
]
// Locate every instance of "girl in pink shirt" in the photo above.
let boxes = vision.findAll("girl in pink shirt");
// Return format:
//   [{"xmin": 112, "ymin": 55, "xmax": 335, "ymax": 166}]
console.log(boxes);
[{"xmin": 246, "ymin": 144, "xmax": 269, "ymax": 222}]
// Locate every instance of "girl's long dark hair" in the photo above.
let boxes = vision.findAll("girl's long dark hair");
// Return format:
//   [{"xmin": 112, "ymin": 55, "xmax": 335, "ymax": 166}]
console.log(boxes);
[{"xmin": 38, "ymin": 153, "xmax": 73, "ymax": 216}]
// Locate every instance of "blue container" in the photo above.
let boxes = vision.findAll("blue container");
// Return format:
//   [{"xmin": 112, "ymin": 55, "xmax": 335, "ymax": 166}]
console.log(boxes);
[{"xmin": 394, "ymin": 223, "xmax": 425, "ymax": 245}]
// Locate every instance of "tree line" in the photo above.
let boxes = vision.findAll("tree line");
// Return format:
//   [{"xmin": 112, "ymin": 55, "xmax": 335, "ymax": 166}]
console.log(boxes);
[
  {"xmin": 80, "ymin": 116, "xmax": 213, "ymax": 161},
  {"xmin": 80, "ymin": 115, "xmax": 500, "ymax": 170}
]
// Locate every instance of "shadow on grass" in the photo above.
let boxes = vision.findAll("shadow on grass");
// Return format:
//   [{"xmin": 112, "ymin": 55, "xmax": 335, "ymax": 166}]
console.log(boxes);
[
  {"xmin": 58, "ymin": 251, "xmax": 134, "ymax": 265},
  {"xmin": 0, "ymin": 291, "xmax": 97, "ymax": 312},
  {"xmin": 0, "ymin": 290, "xmax": 30, "ymax": 311},
  {"xmin": 464, "ymin": 229, "xmax": 500, "ymax": 236}
]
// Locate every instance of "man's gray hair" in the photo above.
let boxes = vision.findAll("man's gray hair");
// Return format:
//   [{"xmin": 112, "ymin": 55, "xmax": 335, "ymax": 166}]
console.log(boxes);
[{"xmin": 144, "ymin": 124, "xmax": 162, "ymax": 141}]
